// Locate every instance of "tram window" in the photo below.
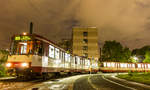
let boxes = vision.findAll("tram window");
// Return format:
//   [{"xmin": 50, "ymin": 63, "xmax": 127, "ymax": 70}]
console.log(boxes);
[
  {"xmin": 55, "ymin": 48, "xmax": 59, "ymax": 59},
  {"xmin": 103, "ymin": 62, "xmax": 106, "ymax": 67},
  {"xmin": 35, "ymin": 41, "xmax": 43, "ymax": 56},
  {"xmin": 20, "ymin": 42, "xmax": 27, "ymax": 54},
  {"xmin": 132, "ymin": 64, "xmax": 135, "ymax": 68},
  {"xmin": 111, "ymin": 63, "xmax": 115, "ymax": 67},
  {"xmin": 142, "ymin": 64, "xmax": 144, "ymax": 68},
  {"xmin": 68, "ymin": 54, "xmax": 71, "ymax": 62},
  {"xmin": 38, "ymin": 46, "xmax": 43, "ymax": 55},
  {"xmin": 59, "ymin": 50, "xmax": 62, "ymax": 59},
  {"xmin": 148, "ymin": 64, "xmax": 150, "ymax": 68},
  {"xmin": 11, "ymin": 41, "xmax": 33, "ymax": 55},
  {"xmin": 65, "ymin": 53, "xmax": 68, "ymax": 62},
  {"xmin": 63, "ymin": 52, "xmax": 65, "ymax": 61},
  {"xmin": 107, "ymin": 63, "xmax": 111, "ymax": 67},
  {"xmin": 88, "ymin": 60, "xmax": 91, "ymax": 66},
  {"xmin": 61, "ymin": 51, "xmax": 63, "ymax": 60},
  {"xmin": 49, "ymin": 45, "xmax": 54, "ymax": 58},
  {"xmin": 85, "ymin": 59, "xmax": 89, "ymax": 66},
  {"xmin": 138, "ymin": 64, "xmax": 141, "ymax": 68},
  {"xmin": 83, "ymin": 59, "xmax": 85, "ymax": 65},
  {"xmin": 77, "ymin": 57, "xmax": 80, "ymax": 65}
]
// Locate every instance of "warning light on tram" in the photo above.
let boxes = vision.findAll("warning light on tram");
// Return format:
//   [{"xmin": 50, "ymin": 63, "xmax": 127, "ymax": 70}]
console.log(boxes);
[
  {"xmin": 6, "ymin": 63, "xmax": 12, "ymax": 67},
  {"xmin": 21, "ymin": 63, "xmax": 28, "ymax": 67},
  {"xmin": 23, "ymin": 32, "xmax": 27, "ymax": 35}
]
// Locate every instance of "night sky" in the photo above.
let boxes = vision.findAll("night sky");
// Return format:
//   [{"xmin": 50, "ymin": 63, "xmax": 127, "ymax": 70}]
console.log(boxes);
[{"xmin": 0, "ymin": 0, "xmax": 150, "ymax": 49}]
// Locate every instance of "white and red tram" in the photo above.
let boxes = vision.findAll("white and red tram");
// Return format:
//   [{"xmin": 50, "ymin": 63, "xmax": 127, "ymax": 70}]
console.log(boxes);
[
  {"xmin": 100, "ymin": 62, "xmax": 150, "ymax": 72},
  {"xmin": 6, "ymin": 33, "xmax": 99, "ymax": 78}
]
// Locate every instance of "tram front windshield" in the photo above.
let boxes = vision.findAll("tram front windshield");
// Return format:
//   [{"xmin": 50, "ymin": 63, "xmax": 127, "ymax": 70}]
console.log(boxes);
[{"xmin": 10, "ymin": 36, "xmax": 33, "ymax": 55}]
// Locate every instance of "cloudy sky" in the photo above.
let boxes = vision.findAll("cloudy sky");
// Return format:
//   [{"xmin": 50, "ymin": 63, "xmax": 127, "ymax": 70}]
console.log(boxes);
[{"xmin": 0, "ymin": 0, "xmax": 150, "ymax": 49}]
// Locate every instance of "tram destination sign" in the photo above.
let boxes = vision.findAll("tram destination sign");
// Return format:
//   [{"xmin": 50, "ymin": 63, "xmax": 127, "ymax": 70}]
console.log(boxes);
[{"xmin": 15, "ymin": 36, "xmax": 31, "ymax": 41}]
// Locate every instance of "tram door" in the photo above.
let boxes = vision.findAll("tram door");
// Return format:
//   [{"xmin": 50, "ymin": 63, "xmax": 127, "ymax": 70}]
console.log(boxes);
[{"xmin": 17, "ymin": 42, "xmax": 27, "ymax": 54}]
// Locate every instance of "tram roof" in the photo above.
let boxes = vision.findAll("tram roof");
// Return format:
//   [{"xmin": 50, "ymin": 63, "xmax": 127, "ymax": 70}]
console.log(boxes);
[
  {"xmin": 12, "ymin": 33, "xmax": 90, "ymax": 58},
  {"xmin": 12, "ymin": 33, "xmax": 66, "ymax": 52}
]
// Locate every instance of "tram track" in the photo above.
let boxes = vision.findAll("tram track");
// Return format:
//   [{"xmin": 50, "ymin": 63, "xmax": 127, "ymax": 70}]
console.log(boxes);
[
  {"xmin": 0, "ymin": 73, "xmax": 79, "ymax": 90},
  {"xmin": 0, "ymin": 77, "xmax": 44, "ymax": 90}
]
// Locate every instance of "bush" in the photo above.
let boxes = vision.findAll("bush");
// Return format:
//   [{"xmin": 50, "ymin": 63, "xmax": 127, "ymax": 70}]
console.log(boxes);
[{"xmin": 0, "ymin": 65, "xmax": 6, "ymax": 77}]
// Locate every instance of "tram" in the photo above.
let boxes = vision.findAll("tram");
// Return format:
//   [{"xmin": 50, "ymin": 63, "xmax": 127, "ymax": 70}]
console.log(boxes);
[
  {"xmin": 5, "ymin": 33, "xmax": 99, "ymax": 79},
  {"xmin": 100, "ymin": 62, "xmax": 150, "ymax": 72}
]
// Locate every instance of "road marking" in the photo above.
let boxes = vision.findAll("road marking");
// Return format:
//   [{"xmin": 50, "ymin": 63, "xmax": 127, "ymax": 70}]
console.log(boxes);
[
  {"xmin": 102, "ymin": 76, "xmax": 137, "ymax": 90},
  {"xmin": 88, "ymin": 75, "xmax": 99, "ymax": 90}
]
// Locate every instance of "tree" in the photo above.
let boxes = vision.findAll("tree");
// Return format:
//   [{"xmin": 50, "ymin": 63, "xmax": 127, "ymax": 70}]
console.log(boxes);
[
  {"xmin": 132, "ymin": 45, "xmax": 150, "ymax": 62},
  {"xmin": 102, "ymin": 40, "xmax": 131, "ymax": 62},
  {"xmin": 143, "ymin": 51, "xmax": 150, "ymax": 63},
  {"xmin": 121, "ymin": 47, "xmax": 131, "ymax": 62},
  {"xmin": 58, "ymin": 39, "xmax": 72, "ymax": 53},
  {"xmin": 132, "ymin": 46, "xmax": 150, "ymax": 56},
  {"xmin": 0, "ymin": 49, "xmax": 9, "ymax": 77},
  {"xmin": 0, "ymin": 50, "xmax": 9, "ymax": 64}
]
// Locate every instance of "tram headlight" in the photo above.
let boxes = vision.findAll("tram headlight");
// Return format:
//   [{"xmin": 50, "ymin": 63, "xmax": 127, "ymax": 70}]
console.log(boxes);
[
  {"xmin": 21, "ymin": 63, "xmax": 29, "ymax": 67},
  {"xmin": 6, "ymin": 63, "xmax": 12, "ymax": 67}
]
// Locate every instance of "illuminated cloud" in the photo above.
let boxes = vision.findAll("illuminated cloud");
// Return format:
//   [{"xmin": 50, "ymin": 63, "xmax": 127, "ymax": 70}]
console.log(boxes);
[
  {"xmin": 0, "ymin": 0, "xmax": 150, "ymax": 49},
  {"xmin": 77, "ymin": 0, "xmax": 150, "ymax": 49}
]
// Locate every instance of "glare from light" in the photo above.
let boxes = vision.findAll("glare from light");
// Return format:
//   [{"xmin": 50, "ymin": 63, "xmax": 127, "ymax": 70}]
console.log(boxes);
[
  {"xmin": 23, "ymin": 32, "xmax": 27, "ymax": 35},
  {"xmin": 6, "ymin": 63, "xmax": 12, "ymax": 67},
  {"xmin": 133, "ymin": 56, "xmax": 138, "ymax": 60},
  {"xmin": 21, "ymin": 63, "xmax": 28, "ymax": 67}
]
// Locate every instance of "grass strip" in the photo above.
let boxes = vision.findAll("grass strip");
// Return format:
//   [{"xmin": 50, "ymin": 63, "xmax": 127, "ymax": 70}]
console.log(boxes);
[{"xmin": 117, "ymin": 72, "xmax": 150, "ymax": 85}]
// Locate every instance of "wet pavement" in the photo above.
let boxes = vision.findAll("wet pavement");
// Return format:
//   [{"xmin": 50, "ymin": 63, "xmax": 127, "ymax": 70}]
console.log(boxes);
[
  {"xmin": 26, "ymin": 75, "xmax": 88, "ymax": 90},
  {"xmin": 1, "ymin": 74, "xmax": 150, "ymax": 90}
]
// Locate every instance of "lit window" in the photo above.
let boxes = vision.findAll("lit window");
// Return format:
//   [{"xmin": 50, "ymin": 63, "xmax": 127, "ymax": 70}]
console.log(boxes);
[
  {"xmin": 107, "ymin": 63, "xmax": 111, "ymax": 67},
  {"xmin": 142, "ymin": 64, "xmax": 144, "ymax": 68},
  {"xmin": 65, "ymin": 53, "xmax": 68, "ymax": 62},
  {"xmin": 55, "ymin": 48, "xmax": 59, "ymax": 59},
  {"xmin": 49, "ymin": 45, "xmax": 54, "ymax": 58},
  {"xmin": 132, "ymin": 64, "xmax": 135, "ymax": 68},
  {"xmin": 138, "ymin": 64, "xmax": 141, "ymax": 68},
  {"xmin": 88, "ymin": 60, "xmax": 90, "ymax": 66},
  {"xmin": 77, "ymin": 57, "xmax": 80, "ymax": 65},
  {"xmin": 68, "ymin": 54, "xmax": 70, "ymax": 62},
  {"xmin": 104, "ymin": 62, "xmax": 106, "ymax": 67},
  {"xmin": 145, "ymin": 64, "xmax": 147, "ymax": 68},
  {"xmin": 20, "ymin": 43, "xmax": 27, "ymax": 54},
  {"xmin": 124, "ymin": 63, "xmax": 127, "ymax": 68},
  {"xmin": 148, "ymin": 64, "xmax": 150, "ymax": 68},
  {"xmin": 128, "ymin": 64, "xmax": 130, "ymax": 68},
  {"xmin": 120, "ymin": 63, "xmax": 126, "ymax": 68},
  {"xmin": 111, "ymin": 63, "xmax": 115, "ymax": 67}
]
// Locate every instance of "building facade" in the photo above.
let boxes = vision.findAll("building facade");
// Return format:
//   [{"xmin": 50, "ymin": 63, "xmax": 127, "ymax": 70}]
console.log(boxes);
[{"xmin": 72, "ymin": 27, "xmax": 100, "ymax": 60}]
